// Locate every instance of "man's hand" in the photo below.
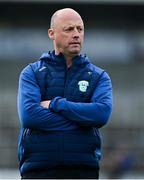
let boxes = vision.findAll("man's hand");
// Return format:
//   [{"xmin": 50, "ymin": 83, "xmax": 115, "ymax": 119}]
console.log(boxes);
[{"xmin": 40, "ymin": 100, "xmax": 51, "ymax": 109}]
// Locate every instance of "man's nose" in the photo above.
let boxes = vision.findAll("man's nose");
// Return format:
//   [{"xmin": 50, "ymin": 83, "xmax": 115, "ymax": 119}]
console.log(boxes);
[{"xmin": 73, "ymin": 28, "xmax": 80, "ymax": 38}]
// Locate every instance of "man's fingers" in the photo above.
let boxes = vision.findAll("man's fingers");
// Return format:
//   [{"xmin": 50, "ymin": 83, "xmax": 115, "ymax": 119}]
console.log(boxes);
[{"xmin": 40, "ymin": 100, "xmax": 51, "ymax": 108}]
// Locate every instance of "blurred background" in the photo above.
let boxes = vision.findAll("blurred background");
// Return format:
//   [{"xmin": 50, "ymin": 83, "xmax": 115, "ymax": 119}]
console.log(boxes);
[{"xmin": 0, "ymin": 0, "xmax": 144, "ymax": 179}]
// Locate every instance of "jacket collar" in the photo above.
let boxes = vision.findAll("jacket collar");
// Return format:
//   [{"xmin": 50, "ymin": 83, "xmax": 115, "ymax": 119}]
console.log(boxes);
[{"xmin": 40, "ymin": 50, "xmax": 90, "ymax": 67}]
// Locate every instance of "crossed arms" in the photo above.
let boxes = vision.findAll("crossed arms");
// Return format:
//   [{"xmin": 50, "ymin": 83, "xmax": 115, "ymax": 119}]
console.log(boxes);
[{"xmin": 17, "ymin": 65, "xmax": 113, "ymax": 131}]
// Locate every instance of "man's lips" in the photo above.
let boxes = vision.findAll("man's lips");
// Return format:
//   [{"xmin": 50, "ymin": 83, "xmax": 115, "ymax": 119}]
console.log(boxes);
[{"xmin": 69, "ymin": 42, "xmax": 80, "ymax": 45}]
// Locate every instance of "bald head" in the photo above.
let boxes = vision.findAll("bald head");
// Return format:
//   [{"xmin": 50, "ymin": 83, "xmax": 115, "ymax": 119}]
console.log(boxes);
[
  {"xmin": 48, "ymin": 8, "xmax": 84, "ymax": 58},
  {"xmin": 50, "ymin": 8, "xmax": 83, "ymax": 29}
]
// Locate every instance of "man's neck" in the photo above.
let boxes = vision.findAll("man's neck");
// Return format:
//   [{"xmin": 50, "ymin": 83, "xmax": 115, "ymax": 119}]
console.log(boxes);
[
  {"xmin": 66, "ymin": 57, "xmax": 72, "ymax": 68},
  {"xmin": 55, "ymin": 50, "xmax": 73, "ymax": 67}
]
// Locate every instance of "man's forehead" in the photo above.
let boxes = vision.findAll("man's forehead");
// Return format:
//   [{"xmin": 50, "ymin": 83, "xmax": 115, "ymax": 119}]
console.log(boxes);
[
  {"xmin": 62, "ymin": 21, "xmax": 83, "ymax": 27},
  {"xmin": 57, "ymin": 17, "xmax": 84, "ymax": 28}
]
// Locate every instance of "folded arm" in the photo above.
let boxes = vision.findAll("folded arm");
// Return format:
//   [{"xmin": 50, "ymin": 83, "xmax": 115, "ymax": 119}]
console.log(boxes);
[
  {"xmin": 49, "ymin": 72, "xmax": 113, "ymax": 128},
  {"xmin": 17, "ymin": 64, "xmax": 77, "ymax": 131}
]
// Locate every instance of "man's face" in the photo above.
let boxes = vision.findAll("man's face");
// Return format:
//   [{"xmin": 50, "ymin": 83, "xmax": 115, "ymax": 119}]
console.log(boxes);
[{"xmin": 49, "ymin": 13, "xmax": 84, "ymax": 56}]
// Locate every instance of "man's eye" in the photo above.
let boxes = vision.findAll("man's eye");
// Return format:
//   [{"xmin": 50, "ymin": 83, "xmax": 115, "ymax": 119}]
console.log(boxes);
[
  {"xmin": 65, "ymin": 28, "xmax": 73, "ymax": 32},
  {"xmin": 78, "ymin": 28, "xmax": 83, "ymax": 32}
]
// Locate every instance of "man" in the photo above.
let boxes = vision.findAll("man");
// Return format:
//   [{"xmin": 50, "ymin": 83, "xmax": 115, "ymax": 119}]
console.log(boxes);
[{"xmin": 17, "ymin": 8, "xmax": 113, "ymax": 179}]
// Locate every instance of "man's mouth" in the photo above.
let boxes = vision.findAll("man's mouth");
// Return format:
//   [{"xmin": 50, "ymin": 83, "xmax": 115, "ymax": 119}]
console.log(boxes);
[{"xmin": 69, "ymin": 42, "xmax": 80, "ymax": 45}]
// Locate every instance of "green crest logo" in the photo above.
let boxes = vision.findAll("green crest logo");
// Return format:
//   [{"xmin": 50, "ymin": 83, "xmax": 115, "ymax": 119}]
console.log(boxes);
[{"xmin": 78, "ymin": 80, "xmax": 89, "ymax": 92}]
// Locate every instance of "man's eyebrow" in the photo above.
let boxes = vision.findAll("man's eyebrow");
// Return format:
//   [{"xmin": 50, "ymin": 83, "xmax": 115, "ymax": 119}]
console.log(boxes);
[
  {"xmin": 63, "ymin": 26, "xmax": 74, "ymax": 30},
  {"xmin": 64, "ymin": 25, "xmax": 83, "ymax": 28}
]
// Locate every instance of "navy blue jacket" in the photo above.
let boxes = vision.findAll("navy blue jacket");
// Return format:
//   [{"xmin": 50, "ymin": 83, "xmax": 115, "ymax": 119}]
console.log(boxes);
[{"xmin": 17, "ymin": 51, "xmax": 113, "ymax": 175}]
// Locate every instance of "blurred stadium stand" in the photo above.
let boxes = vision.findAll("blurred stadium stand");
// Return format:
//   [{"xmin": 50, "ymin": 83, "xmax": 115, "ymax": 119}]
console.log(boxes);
[{"xmin": 0, "ymin": 1, "xmax": 144, "ymax": 178}]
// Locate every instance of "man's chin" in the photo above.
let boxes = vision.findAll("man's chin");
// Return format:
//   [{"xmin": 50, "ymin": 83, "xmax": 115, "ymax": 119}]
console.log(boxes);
[{"xmin": 69, "ymin": 49, "xmax": 81, "ymax": 56}]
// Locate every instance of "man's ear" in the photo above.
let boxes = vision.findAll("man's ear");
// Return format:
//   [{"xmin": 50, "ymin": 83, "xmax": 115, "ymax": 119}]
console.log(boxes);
[{"xmin": 48, "ymin": 29, "xmax": 54, "ymax": 40}]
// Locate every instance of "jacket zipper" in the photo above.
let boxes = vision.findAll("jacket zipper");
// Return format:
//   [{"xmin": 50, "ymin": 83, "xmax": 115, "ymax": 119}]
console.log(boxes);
[{"xmin": 63, "ymin": 66, "xmax": 73, "ymax": 97}]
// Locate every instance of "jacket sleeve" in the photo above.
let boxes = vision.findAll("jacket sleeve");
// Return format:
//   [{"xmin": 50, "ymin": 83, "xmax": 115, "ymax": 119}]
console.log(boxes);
[
  {"xmin": 17, "ymin": 64, "xmax": 76, "ymax": 131},
  {"xmin": 49, "ymin": 71, "xmax": 113, "ymax": 128}
]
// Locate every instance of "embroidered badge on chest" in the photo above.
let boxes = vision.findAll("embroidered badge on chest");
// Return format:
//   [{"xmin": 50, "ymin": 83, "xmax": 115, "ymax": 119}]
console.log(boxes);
[{"xmin": 78, "ymin": 80, "xmax": 89, "ymax": 92}]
